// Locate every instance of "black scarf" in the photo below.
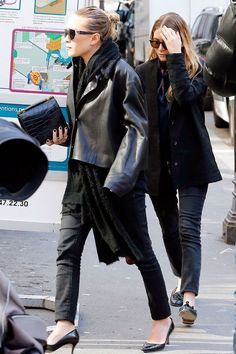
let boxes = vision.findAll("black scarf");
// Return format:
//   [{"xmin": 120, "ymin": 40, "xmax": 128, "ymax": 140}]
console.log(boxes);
[
  {"xmin": 74, "ymin": 39, "xmax": 121, "ymax": 104},
  {"xmin": 80, "ymin": 163, "xmax": 144, "ymax": 265}
]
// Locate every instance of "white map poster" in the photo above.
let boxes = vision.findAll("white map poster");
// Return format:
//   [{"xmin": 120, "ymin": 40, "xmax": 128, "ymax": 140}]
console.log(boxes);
[
  {"xmin": 11, "ymin": 29, "xmax": 71, "ymax": 94},
  {"xmin": 0, "ymin": 0, "xmax": 86, "ymax": 231}
]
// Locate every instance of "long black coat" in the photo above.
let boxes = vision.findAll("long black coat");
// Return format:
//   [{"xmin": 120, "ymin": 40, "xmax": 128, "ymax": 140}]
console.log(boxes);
[{"xmin": 136, "ymin": 54, "xmax": 222, "ymax": 196}]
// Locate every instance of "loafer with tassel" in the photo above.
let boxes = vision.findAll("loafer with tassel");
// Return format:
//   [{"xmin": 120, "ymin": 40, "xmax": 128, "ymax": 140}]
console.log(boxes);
[
  {"xmin": 170, "ymin": 287, "xmax": 183, "ymax": 307},
  {"xmin": 179, "ymin": 301, "xmax": 197, "ymax": 325}
]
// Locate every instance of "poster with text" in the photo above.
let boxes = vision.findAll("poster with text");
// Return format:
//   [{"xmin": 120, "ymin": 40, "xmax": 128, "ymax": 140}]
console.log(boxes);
[{"xmin": 0, "ymin": 0, "xmax": 86, "ymax": 230}]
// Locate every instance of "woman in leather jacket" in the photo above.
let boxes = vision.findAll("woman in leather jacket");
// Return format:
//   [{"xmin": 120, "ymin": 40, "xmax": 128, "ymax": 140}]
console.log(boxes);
[
  {"xmin": 46, "ymin": 7, "xmax": 173, "ymax": 353},
  {"xmin": 136, "ymin": 12, "xmax": 222, "ymax": 326}
]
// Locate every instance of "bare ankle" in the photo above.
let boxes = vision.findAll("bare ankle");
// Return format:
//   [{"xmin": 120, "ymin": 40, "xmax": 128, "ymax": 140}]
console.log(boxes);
[
  {"xmin": 50, "ymin": 321, "xmax": 75, "ymax": 336},
  {"xmin": 47, "ymin": 321, "xmax": 75, "ymax": 345},
  {"xmin": 147, "ymin": 317, "xmax": 173, "ymax": 343},
  {"xmin": 183, "ymin": 292, "xmax": 196, "ymax": 307},
  {"xmin": 154, "ymin": 317, "xmax": 170, "ymax": 325},
  {"xmin": 56, "ymin": 320, "xmax": 75, "ymax": 329},
  {"xmin": 176, "ymin": 277, "xmax": 182, "ymax": 292}
]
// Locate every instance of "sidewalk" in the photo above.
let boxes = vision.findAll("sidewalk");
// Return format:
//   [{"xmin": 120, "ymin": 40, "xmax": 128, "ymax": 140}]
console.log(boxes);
[
  {"xmin": 0, "ymin": 113, "xmax": 235, "ymax": 354},
  {"xmin": 42, "ymin": 114, "xmax": 236, "ymax": 353},
  {"xmin": 53, "ymin": 326, "xmax": 234, "ymax": 353}
]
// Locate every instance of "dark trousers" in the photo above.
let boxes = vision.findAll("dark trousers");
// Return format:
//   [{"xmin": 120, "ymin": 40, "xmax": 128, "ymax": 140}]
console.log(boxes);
[
  {"xmin": 55, "ymin": 188, "xmax": 171, "ymax": 323},
  {"xmin": 150, "ymin": 172, "xmax": 207, "ymax": 295}
]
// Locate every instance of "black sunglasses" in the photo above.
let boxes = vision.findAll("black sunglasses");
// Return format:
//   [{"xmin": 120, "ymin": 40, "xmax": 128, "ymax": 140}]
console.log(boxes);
[
  {"xmin": 149, "ymin": 39, "xmax": 167, "ymax": 50},
  {"xmin": 64, "ymin": 28, "xmax": 95, "ymax": 40}
]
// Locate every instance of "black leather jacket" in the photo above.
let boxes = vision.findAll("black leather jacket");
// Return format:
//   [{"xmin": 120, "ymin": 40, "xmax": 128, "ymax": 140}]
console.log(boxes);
[{"xmin": 66, "ymin": 58, "xmax": 148, "ymax": 197}]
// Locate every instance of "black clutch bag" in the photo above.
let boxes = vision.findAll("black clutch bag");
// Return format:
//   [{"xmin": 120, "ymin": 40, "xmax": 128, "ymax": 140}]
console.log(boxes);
[{"xmin": 17, "ymin": 96, "xmax": 68, "ymax": 145}]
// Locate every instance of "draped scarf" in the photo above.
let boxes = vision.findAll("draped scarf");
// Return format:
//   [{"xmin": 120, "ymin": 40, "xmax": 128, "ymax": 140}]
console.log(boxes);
[{"xmin": 74, "ymin": 38, "xmax": 121, "ymax": 104}]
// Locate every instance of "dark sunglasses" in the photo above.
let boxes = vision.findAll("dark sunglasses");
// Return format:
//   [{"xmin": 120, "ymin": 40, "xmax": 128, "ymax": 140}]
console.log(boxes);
[
  {"xmin": 149, "ymin": 39, "xmax": 167, "ymax": 50},
  {"xmin": 64, "ymin": 28, "xmax": 95, "ymax": 40}
]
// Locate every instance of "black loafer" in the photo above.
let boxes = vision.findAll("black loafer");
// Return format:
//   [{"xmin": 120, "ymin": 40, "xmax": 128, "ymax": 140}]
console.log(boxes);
[
  {"xmin": 179, "ymin": 301, "xmax": 197, "ymax": 325},
  {"xmin": 170, "ymin": 287, "xmax": 183, "ymax": 307},
  {"xmin": 141, "ymin": 318, "xmax": 174, "ymax": 352}
]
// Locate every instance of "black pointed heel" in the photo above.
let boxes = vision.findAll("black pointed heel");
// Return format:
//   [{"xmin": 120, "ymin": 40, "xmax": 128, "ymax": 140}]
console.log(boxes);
[
  {"xmin": 46, "ymin": 328, "xmax": 79, "ymax": 353},
  {"xmin": 141, "ymin": 318, "xmax": 174, "ymax": 352}
]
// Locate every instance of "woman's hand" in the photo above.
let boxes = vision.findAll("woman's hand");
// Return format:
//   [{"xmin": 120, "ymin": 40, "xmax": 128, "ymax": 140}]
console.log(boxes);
[
  {"xmin": 46, "ymin": 126, "xmax": 69, "ymax": 146},
  {"xmin": 161, "ymin": 25, "xmax": 182, "ymax": 54}
]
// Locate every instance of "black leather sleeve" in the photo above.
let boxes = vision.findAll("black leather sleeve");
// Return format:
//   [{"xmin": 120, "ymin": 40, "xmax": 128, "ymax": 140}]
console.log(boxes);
[
  {"xmin": 167, "ymin": 53, "xmax": 206, "ymax": 105},
  {"xmin": 104, "ymin": 63, "xmax": 148, "ymax": 197}
]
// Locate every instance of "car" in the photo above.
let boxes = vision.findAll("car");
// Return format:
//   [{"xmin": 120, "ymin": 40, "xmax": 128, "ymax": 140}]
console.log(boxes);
[
  {"xmin": 191, "ymin": 7, "xmax": 223, "ymax": 111},
  {"xmin": 213, "ymin": 93, "xmax": 235, "ymax": 135},
  {"xmin": 191, "ymin": 7, "xmax": 235, "ymax": 132}
]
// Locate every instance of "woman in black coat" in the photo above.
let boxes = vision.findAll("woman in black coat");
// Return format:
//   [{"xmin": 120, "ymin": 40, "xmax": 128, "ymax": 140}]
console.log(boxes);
[
  {"xmin": 46, "ymin": 7, "xmax": 174, "ymax": 353},
  {"xmin": 136, "ymin": 12, "xmax": 222, "ymax": 326}
]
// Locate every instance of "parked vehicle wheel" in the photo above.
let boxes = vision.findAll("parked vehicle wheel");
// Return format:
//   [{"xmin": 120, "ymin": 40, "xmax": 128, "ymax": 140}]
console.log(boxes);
[{"xmin": 213, "ymin": 106, "xmax": 229, "ymax": 128}]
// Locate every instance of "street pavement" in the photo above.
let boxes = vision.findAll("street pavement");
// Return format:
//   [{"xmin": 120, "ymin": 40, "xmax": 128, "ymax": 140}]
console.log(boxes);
[{"xmin": 0, "ymin": 112, "xmax": 235, "ymax": 354}]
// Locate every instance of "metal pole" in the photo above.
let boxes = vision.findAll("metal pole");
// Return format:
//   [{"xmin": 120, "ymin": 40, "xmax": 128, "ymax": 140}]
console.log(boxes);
[
  {"xmin": 234, "ymin": 271, "xmax": 236, "ymax": 354},
  {"xmin": 189, "ymin": 0, "xmax": 192, "ymax": 26},
  {"xmin": 223, "ymin": 97, "xmax": 236, "ymax": 244},
  {"xmin": 99, "ymin": 0, "xmax": 105, "ymax": 9}
]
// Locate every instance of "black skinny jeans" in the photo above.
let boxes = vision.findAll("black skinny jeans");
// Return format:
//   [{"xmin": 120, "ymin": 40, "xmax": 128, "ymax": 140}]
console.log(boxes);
[
  {"xmin": 55, "ymin": 188, "xmax": 171, "ymax": 323},
  {"xmin": 150, "ymin": 171, "xmax": 207, "ymax": 296}
]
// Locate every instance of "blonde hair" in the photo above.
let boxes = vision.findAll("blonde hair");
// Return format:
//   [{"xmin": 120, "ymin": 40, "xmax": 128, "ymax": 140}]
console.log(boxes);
[
  {"xmin": 149, "ymin": 12, "xmax": 201, "ymax": 82},
  {"xmin": 75, "ymin": 7, "xmax": 120, "ymax": 41}
]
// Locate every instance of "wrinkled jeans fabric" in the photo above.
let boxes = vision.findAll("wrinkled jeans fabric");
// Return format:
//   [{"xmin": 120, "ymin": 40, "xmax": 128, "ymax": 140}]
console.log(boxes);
[
  {"xmin": 55, "ymin": 187, "xmax": 171, "ymax": 322},
  {"xmin": 151, "ymin": 174, "xmax": 207, "ymax": 295}
]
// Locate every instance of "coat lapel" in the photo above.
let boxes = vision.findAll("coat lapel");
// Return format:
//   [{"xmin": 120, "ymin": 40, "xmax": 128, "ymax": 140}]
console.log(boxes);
[
  {"xmin": 146, "ymin": 60, "xmax": 158, "ymax": 100},
  {"xmin": 67, "ymin": 67, "xmax": 99, "ymax": 123},
  {"xmin": 80, "ymin": 78, "xmax": 98, "ymax": 100},
  {"xmin": 145, "ymin": 59, "xmax": 159, "ymax": 132},
  {"xmin": 66, "ymin": 78, "xmax": 75, "ymax": 124}
]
